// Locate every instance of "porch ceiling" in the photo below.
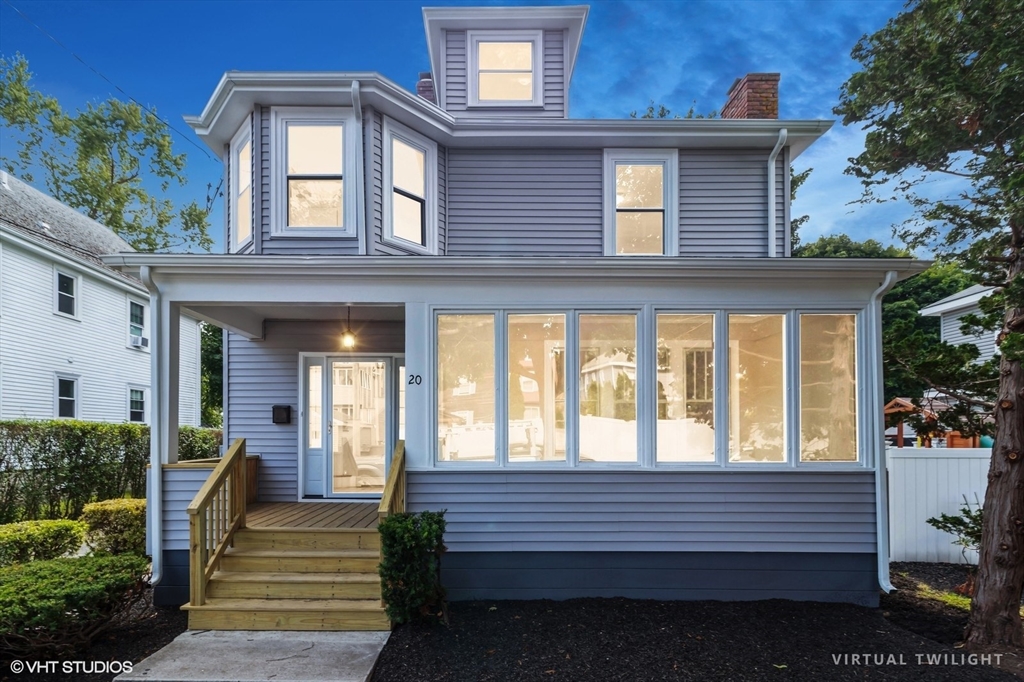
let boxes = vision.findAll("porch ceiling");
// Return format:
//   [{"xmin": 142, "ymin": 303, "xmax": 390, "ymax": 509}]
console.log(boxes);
[{"xmin": 184, "ymin": 303, "xmax": 404, "ymax": 339}]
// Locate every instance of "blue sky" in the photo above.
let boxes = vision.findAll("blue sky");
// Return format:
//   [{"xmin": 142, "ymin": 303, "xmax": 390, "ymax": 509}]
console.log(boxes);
[{"xmin": 0, "ymin": 0, "xmax": 916, "ymax": 253}]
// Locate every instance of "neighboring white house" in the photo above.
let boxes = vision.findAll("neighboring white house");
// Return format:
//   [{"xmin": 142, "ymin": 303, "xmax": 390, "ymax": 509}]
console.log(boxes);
[
  {"xmin": 919, "ymin": 284, "xmax": 997, "ymax": 362},
  {"xmin": 0, "ymin": 171, "xmax": 201, "ymax": 425}
]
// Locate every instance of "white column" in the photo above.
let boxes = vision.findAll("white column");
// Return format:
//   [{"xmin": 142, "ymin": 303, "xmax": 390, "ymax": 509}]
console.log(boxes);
[
  {"xmin": 404, "ymin": 302, "xmax": 429, "ymax": 468},
  {"xmin": 153, "ymin": 298, "xmax": 181, "ymax": 464}
]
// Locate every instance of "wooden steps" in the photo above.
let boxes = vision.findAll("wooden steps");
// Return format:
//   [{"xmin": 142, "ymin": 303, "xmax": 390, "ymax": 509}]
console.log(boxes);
[{"xmin": 185, "ymin": 527, "xmax": 388, "ymax": 631}]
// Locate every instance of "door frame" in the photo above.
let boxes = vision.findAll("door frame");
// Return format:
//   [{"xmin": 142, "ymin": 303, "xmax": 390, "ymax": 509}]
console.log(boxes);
[{"xmin": 298, "ymin": 352, "xmax": 404, "ymax": 501}]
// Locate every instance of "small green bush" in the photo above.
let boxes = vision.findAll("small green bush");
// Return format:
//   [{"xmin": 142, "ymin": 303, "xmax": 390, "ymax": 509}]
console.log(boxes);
[
  {"xmin": 378, "ymin": 510, "xmax": 447, "ymax": 624},
  {"xmin": 80, "ymin": 499, "xmax": 146, "ymax": 556},
  {"xmin": 927, "ymin": 494, "xmax": 983, "ymax": 563},
  {"xmin": 0, "ymin": 555, "xmax": 148, "ymax": 658},
  {"xmin": 0, "ymin": 520, "xmax": 87, "ymax": 567}
]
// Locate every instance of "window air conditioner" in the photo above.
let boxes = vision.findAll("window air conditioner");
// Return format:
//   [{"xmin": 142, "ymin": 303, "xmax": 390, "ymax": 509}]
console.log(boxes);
[{"xmin": 130, "ymin": 336, "xmax": 150, "ymax": 348}]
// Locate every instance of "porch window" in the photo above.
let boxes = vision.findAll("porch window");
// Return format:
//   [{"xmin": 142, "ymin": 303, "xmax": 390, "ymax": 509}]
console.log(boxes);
[
  {"xmin": 728, "ymin": 314, "xmax": 785, "ymax": 463},
  {"xmin": 508, "ymin": 314, "xmax": 566, "ymax": 462},
  {"xmin": 468, "ymin": 31, "xmax": 543, "ymax": 106},
  {"xmin": 800, "ymin": 314, "xmax": 858, "ymax": 461},
  {"xmin": 603, "ymin": 150, "xmax": 679, "ymax": 256},
  {"xmin": 579, "ymin": 313, "xmax": 638, "ymax": 463},
  {"xmin": 656, "ymin": 314, "xmax": 715, "ymax": 462},
  {"xmin": 382, "ymin": 118, "xmax": 438, "ymax": 253},
  {"xmin": 230, "ymin": 117, "xmax": 253, "ymax": 250},
  {"xmin": 271, "ymin": 107, "xmax": 358, "ymax": 237},
  {"xmin": 437, "ymin": 314, "xmax": 496, "ymax": 462}
]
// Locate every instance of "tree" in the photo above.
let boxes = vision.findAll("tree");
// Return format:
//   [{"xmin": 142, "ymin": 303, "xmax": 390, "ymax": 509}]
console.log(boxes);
[
  {"xmin": 835, "ymin": 0, "xmax": 1024, "ymax": 647},
  {"xmin": 0, "ymin": 54, "xmax": 215, "ymax": 252},
  {"xmin": 200, "ymin": 323, "xmax": 223, "ymax": 428}
]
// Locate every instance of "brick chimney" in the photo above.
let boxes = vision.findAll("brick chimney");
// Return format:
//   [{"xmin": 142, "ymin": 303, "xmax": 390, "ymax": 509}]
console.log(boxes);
[
  {"xmin": 416, "ymin": 72, "xmax": 436, "ymax": 104},
  {"xmin": 721, "ymin": 73, "xmax": 780, "ymax": 119}
]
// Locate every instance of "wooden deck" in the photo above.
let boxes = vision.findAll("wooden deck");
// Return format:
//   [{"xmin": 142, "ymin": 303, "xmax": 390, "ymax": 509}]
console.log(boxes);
[{"xmin": 245, "ymin": 502, "xmax": 379, "ymax": 529}]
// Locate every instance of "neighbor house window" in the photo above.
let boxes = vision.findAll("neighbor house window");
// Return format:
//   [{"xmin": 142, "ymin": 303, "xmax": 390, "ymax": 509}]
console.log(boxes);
[
  {"xmin": 230, "ymin": 117, "xmax": 253, "ymax": 249},
  {"xmin": 579, "ymin": 313, "xmax": 638, "ymax": 463},
  {"xmin": 128, "ymin": 387, "xmax": 146, "ymax": 423},
  {"xmin": 800, "ymin": 314, "xmax": 858, "ymax": 462},
  {"xmin": 271, "ymin": 107, "xmax": 358, "ymax": 236},
  {"xmin": 656, "ymin": 314, "xmax": 715, "ymax": 462},
  {"xmin": 437, "ymin": 314, "xmax": 496, "ymax": 462},
  {"xmin": 508, "ymin": 314, "xmax": 566, "ymax": 462},
  {"xmin": 603, "ymin": 150, "xmax": 679, "ymax": 256},
  {"xmin": 729, "ymin": 314, "xmax": 785, "ymax": 463},
  {"xmin": 56, "ymin": 375, "xmax": 77, "ymax": 418},
  {"xmin": 55, "ymin": 270, "xmax": 77, "ymax": 317},
  {"xmin": 468, "ymin": 31, "xmax": 543, "ymax": 106},
  {"xmin": 382, "ymin": 118, "xmax": 438, "ymax": 253}
]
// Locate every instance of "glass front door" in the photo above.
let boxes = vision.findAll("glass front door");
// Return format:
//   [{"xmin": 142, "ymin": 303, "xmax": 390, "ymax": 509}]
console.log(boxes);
[{"xmin": 328, "ymin": 360, "xmax": 388, "ymax": 495}]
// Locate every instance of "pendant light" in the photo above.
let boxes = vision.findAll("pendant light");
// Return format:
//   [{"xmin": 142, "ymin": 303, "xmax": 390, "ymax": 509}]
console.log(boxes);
[{"xmin": 341, "ymin": 306, "xmax": 356, "ymax": 349}]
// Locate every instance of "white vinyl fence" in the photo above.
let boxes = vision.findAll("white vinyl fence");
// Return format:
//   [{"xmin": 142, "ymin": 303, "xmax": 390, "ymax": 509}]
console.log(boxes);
[{"xmin": 887, "ymin": 448, "xmax": 990, "ymax": 564}]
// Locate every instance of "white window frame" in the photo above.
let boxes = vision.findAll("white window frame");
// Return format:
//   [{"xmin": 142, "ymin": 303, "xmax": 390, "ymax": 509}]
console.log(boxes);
[
  {"xmin": 126, "ymin": 297, "xmax": 149, "ymax": 351},
  {"xmin": 127, "ymin": 385, "xmax": 148, "ymax": 424},
  {"xmin": 602, "ymin": 149, "xmax": 680, "ymax": 257},
  {"xmin": 382, "ymin": 117, "xmax": 438, "ymax": 254},
  {"xmin": 270, "ymin": 106, "xmax": 359, "ymax": 238},
  {"xmin": 467, "ymin": 30, "xmax": 544, "ymax": 107},
  {"xmin": 53, "ymin": 267, "xmax": 80, "ymax": 319},
  {"xmin": 54, "ymin": 373, "xmax": 79, "ymax": 419},
  {"xmin": 230, "ymin": 116, "xmax": 253, "ymax": 252}
]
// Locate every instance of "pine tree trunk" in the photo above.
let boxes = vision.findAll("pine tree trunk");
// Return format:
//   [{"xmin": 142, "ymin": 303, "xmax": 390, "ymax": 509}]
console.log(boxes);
[{"xmin": 965, "ymin": 256, "xmax": 1024, "ymax": 649}]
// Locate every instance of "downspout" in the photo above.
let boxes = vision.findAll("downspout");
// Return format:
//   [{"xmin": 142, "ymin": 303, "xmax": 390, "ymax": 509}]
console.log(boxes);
[
  {"xmin": 767, "ymin": 128, "xmax": 787, "ymax": 257},
  {"xmin": 871, "ymin": 270, "xmax": 898, "ymax": 593},
  {"xmin": 140, "ymin": 266, "xmax": 162, "ymax": 587}
]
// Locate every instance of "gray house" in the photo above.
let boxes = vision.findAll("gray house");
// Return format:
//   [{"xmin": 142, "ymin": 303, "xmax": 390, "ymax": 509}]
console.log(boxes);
[
  {"xmin": 919, "ymin": 284, "xmax": 997, "ymax": 362},
  {"xmin": 104, "ymin": 5, "xmax": 925, "ymax": 630}
]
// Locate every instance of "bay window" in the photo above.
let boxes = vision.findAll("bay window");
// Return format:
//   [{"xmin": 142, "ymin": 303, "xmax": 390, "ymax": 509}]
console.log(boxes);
[
  {"xmin": 383, "ymin": 118, "xmax": 438, "ymax": 253},
  {"xmin": 230, "ymin": 118, "xmax": 252, "ymax": 250}
]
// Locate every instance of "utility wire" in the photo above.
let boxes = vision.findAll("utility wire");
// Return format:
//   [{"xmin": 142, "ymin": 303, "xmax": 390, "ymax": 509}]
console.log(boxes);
[{"xmin": 2, "ymin": 0, "xmax": 216, "ymax": 163}]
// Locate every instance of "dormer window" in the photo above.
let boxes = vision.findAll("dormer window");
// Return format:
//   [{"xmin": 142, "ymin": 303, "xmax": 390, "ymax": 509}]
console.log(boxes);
[
  {"xmin": 270, "ymin": 107, "xmax": 359, "ymax": 237},
  {"xmin": 468, "ymin": 30, "xmax": 543, "ymax": 107},
  {"xmin": 230, "ymin": 118, "xmax": 253, "ymax": 251}
]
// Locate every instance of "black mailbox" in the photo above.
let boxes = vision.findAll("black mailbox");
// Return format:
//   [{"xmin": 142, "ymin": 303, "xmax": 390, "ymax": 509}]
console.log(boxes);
[{"xmin": 272, "ymin": 405, "xmax": 291, "ymax": 424}]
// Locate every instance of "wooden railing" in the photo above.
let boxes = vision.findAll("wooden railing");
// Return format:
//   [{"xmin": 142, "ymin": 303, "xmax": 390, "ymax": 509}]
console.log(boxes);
[
  {"xmin": 377, "ymin": 440, "xmax": 406, "ymax": 525},
  {"xmin": 187, "ymin": 438, "xmax": 247, "ymax": 606}
]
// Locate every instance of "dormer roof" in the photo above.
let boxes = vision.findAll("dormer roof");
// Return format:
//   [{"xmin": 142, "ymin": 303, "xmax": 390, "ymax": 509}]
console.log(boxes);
[{"xmin": 422, "ymin": 5, "xmax": 589, "ymax": 98}]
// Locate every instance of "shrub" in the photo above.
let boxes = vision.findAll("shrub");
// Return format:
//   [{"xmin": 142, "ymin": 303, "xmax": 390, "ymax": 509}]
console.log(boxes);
[
  {"xmin": 0, "ymin": 555, "xmax": 148, "ymax": 658},
  {"xmin": 80, "ymin": 499, "xmax": 146, "ymax": 556},
  {"xmin": 0, "ymin": 520, "xmax": 87, "ymax": 567},
  {"xmin": 0, "ymin": 420, "xmax": 221, "ymax": 523},
  {"xmin": 378, "ymin": 510, "xmax": 447, "ymax": 624}
]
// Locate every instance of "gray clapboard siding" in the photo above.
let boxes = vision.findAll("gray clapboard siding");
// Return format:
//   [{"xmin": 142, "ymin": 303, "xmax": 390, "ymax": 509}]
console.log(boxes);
[
  {"xmin": 258, "ymin": 105, "xmax": 270, "ymax": 254},
  {"xmin": 225, "ymin": 320, "xmax": 405, "ymax": 501},
  {"xmin": 443, "ymin": 30, "xmax": 566, "ymax": 117},
  {"xmin": 679, "ymin": 150, "xmax": 783, "ymax": 257},
  {"xmin": 446, "ymin": 149, "xmax": 604, "ymax": 255},
  {"xmin": 407, "ymin": 470, "xmax": 876, "ymax": 553},
  {"xmin": 161, "ymin": 465, "xmax": 213, "ymax": 550},
  {"xmin": 943, "ymin": 305, "xmax": 997, "ymax": 361}
]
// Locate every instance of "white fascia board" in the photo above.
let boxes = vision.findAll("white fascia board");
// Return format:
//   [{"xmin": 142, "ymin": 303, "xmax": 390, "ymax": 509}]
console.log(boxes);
[
  {"xmin": 186, "ymin": 73, "xmax": 833, "ymax": 156},
  {"xmin": 1, "ymin": 223, "xmax": 146, "ymax": 295},
  {"xmin": 102, "ymin": 253, "xmax": 929, "ymax": 283},
  {"xmin": 919, "ymin": 289, "xmax": 991, "ymax": 317}
]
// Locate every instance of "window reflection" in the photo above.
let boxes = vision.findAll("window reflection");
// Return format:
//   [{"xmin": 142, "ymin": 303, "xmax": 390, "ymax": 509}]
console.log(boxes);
[
  {"xmin": 579, "ymin": 314, "xmax": 637, "ymax": 462},
  {"xmin": 801, "ymin": 314, "xmax": 857, "ymax": 461},
  {"xmin": 729, "ymin": 314, "xmax": 785, "ymax": 462},
  {"xmin": 657, "ymin": 314, "xmax": 715, "ymax": 462},
  {"xmin": 438, "ymin": 314, "xmax": 496, "ymax": 462},
  {"xmin": 508, "ymin": 314, "xmax": 566, "ymax": 462}
]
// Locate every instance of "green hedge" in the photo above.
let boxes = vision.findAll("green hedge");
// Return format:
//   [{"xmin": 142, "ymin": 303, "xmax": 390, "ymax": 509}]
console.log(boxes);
[
  {"xmin": 378, "ymin": 510, "xmax": 447, "ymax": 624},
  {"xmin": 0, "ymin": 520, "xmax": 87, "ymax": 567},
  {"xmin": 0, "ymin": 555, "xmax": 148, "ymax": 658},
  {"xmin": 0, "ymin": 420, "xmax": 221, "ymax": 523},
  {"xmin": 81, "ymin": 499, "xmax": 146, "ymax": 556}
]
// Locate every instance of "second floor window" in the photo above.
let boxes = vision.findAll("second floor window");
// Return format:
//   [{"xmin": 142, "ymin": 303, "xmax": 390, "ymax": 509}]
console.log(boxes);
[
  {"xmin": 271, "ymin": 107, "xmax": 358, "ymax": 237},
  {"xmin": 128, "ymin": 300, "xmax": 147, "ymax": 347},
  {"xmin": 55, "ymin": 270, "xmax": 77, "ymax": 317},
  {"xmin": 603, "ymin": 150, "xmax": 679, "ymax": 257},
  {"xmin": 230, "ymin": 118, "xmax": 253, "ymax": 249},
  {"xmin": 383, "ymin": 118, "xmax": 438, "ymax": 253},
  {"xmin": 468, "ymin": 31, "xmax": 543, "ymax": 106}
]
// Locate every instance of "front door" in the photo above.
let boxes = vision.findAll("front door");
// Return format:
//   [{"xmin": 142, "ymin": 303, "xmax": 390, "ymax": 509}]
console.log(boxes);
[{"xmin": 303, "ymin": 357, "xmax": 401, "ymax": 498}]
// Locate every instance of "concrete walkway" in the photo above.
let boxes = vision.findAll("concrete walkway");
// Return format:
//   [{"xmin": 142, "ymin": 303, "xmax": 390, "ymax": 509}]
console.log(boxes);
[{"xmin": 116, "ymin": 630, "xmax": 389, "ymax": 682}]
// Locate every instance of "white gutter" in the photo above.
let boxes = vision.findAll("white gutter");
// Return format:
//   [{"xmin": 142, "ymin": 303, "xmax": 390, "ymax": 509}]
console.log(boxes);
[
  {"xmin": 870, "ymin": 270, "xmax": 898, "ymax": 593},
  {"xmin": 140, "ymin": 265, "xmax": 163, "ymax": 588},
  {"xmin": 767, "ymin": 128, "xmax": 787, "ymax": 257}
]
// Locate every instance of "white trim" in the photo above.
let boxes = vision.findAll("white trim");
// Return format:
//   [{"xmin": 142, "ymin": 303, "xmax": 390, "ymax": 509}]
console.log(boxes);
[
  {"xmin": 602, "ymin": 149, "xmax": 679, "ymax": 257},
  {"xmin": 53, "ymin": 266, "xmax": 80, "ymax": 320},
  {"xmin": 127, "ymin": 384, "xmax": 149, "ymax": 424},
  {"xmin": 126, "ymin": 296, "xmax": 150, "ymax": 352},
  {"xmin": 229, "ymin": 116, "xmax": 254, "ymax": 252},
  {"xmin": 54, "ymin": 372, "xmax": 79, "ymax": 419},
  {"xmin": 270, "ymin": 106, "xmax": 359, "ymax": 238},
  {"xmin": 381, "ymin": 117, "xmax": 439, "ymax": 254},
  {"xmin": 919, "ymin": 287, "xmax": 992, "ymax": 317},
  {"xmin": 466, "ymin": 30, "xmax": 544, "ymax": 108}
]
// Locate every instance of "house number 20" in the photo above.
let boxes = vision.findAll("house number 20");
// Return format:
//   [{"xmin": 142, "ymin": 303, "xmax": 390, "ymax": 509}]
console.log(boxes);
[{"xmin": 407, "ymin": 374, "xmax": 423, "ymax": 385}]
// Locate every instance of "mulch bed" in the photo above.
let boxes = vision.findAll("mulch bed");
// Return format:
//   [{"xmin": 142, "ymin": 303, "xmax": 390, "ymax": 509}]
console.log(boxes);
[{"xmin": 2, "ymin": 588, "xmax": 188, "ymax": 682}]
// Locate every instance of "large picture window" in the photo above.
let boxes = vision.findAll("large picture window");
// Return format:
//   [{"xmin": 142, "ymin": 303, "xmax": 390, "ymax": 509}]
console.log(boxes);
[
  {"xmin": 508, "ymin": 314, "xmax": 566, "ymax": 462},
  {"xmin": 437, "ymin": 314, "xmax": 496, "ymax": 462},
  {"xmin": 579, "ymin": 314, "xmax": 638, "ymax": 463},
  {"xmin": 800, "ymin": 314, "xmax": 858, "ymax": 461},
  {"xmin": 657, "ymin": 314, "xmax": 715, "ymax": 462}
]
